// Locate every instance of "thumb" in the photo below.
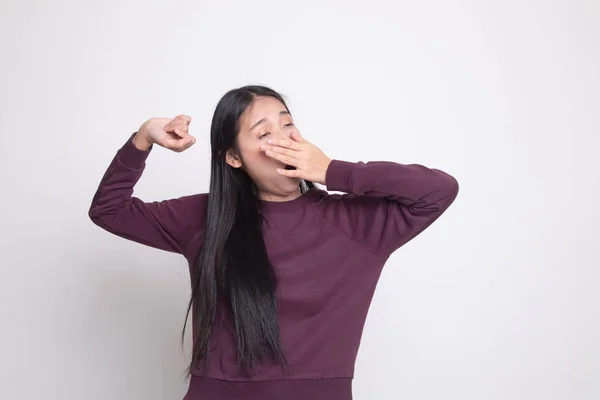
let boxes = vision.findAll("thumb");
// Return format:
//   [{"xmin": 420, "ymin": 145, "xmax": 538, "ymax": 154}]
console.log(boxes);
[{"xmin": 164, "ymin": 122, "xmax": 189, "ymax": 138}]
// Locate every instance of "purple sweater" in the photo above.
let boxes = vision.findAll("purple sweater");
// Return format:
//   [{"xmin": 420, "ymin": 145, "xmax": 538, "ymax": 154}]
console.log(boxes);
[{"xmin": 89, "ymin": 134, "xmax": 459, "ymax": 400}]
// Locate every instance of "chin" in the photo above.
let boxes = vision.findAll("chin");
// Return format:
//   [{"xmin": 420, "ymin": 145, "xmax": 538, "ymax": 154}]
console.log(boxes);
[
  {"xmin": 274, "ymin": 173, "xmax": 301, "ymax": 189},
  {"xmin": 281, "ymin": 175, "xmax": 301, "ymax": 186}
]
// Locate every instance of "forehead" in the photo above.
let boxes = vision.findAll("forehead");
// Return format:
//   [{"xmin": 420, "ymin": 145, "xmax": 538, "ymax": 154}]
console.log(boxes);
[{"xmin": 240, "ymin": 96, "xmax": 288, "ymax": 128}]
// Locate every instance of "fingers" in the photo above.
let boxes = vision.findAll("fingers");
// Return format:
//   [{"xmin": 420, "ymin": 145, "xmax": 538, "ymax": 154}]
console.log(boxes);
[
  {"xmin": 168, "ymin": 135, "xmax": 196, "ymax": 152},
  {"xmin": 262, "ymin": 145, "xmax": 297, "ymax": 167},
  {"xmin": 290, "ymin": 131, "xmax": 304, "ymax": 143},
  {"xmin": 267, "ymin": 137, "xmax": 302, "ymax": 151},
  {"xmin": 261, "ymin": 143, "xmax": 298, "ymax": 161},
  {"xmin": 260, "ymin": 143, "xmax": 297, "ymax": 159},
  {"xmin": 276, "ymin": 168, "xmax": 301, "ymax": 178},
  {"xmin": 162, "ymin": 114, "xmax": 195, "ymax": 151}
]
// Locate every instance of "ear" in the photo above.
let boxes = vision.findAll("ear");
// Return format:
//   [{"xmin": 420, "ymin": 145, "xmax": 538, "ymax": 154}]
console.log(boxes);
[{"xmin": 225, "ymin": 149, "xmax": 243, "ymax": 168}]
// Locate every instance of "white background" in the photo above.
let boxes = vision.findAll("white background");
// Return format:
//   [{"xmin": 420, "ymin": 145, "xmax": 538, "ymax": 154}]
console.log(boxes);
[{"xmin": 1, "ymin": 1, "xmax": 598, "ymax": 399}]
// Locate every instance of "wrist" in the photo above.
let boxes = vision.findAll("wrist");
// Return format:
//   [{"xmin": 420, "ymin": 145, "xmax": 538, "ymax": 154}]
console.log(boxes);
[
  {"xmin": 317, "ymin": 158, "xmax": 332, "ymax": 185},
  {"xmin": 133, "ymin": 128, "xmax": 153, "ymax": 151}
]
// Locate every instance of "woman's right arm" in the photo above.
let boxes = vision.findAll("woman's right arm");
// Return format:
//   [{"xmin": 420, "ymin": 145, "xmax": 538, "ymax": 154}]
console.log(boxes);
[{"xmin": 88, "ymin": 117, "xmax": 204, "ymax": 254}]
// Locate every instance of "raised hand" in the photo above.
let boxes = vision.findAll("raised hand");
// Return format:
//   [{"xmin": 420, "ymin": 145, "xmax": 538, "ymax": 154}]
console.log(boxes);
[
  {"xmin": 260, "ymin": 131, "xmax": 331, "ymax": 185},
  {"xmin": 134, "ymin": 114, "xmax": 196, "ymax": 152}
]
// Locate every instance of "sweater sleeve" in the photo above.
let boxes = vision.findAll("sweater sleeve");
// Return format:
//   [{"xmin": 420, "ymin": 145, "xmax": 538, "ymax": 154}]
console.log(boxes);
[
  {"xmin": 321, "ymin": 159, "xmax": 459, "ymax": 257},
  {"xmin": 88, "ymin": 133, "xmax": 206, "ymax": 255}
]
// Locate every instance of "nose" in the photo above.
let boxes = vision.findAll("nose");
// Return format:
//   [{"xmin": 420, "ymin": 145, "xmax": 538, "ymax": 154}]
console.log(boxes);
[{"xmin": 274, "ymin": 128, "xmax": 290, "ymax": 140}]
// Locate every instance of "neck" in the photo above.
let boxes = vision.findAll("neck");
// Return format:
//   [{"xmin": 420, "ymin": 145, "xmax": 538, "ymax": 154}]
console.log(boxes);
[{"xmin": 258, "ymin": 187, "xmax": 302, "ymax": 203}]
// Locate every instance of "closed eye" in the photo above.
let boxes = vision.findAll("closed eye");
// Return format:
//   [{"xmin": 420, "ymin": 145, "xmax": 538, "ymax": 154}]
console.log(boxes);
[{"xmin": 259, "ymin": 123, "xmax": 293, "ymax": 139}]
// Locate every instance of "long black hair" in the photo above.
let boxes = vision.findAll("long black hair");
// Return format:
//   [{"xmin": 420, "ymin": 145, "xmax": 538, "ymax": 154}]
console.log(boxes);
[{"xmin": 181, "ymin": 85, "xmax": 315, "ymax": 375}]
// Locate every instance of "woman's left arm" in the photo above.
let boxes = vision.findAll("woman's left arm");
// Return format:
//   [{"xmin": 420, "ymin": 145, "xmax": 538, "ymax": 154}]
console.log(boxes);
[
  {"xmin": 322, "ymin": 159, "xmax": 459, "ymax": 257},
  {"xmin": 262, "ymin": 132, "xmax": 459, "ymax": 257}
]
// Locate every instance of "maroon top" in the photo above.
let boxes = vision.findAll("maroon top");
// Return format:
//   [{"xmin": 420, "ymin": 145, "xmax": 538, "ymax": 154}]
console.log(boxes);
[{"xmin": 89, "ymin": 134, "xmax": 459, "ymax": 399}]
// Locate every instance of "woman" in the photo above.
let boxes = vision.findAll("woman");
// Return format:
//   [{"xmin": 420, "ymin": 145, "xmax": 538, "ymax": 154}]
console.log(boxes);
[{"xmin": 89, "ymin": 85, "xmax": 459, "ymax": 400}]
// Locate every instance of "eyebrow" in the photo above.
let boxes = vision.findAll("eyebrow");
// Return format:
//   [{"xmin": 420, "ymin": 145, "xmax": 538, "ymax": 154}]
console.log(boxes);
[{"xmin": 249, "ymin": 110, "xmax": 290, "ymax": 132}]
